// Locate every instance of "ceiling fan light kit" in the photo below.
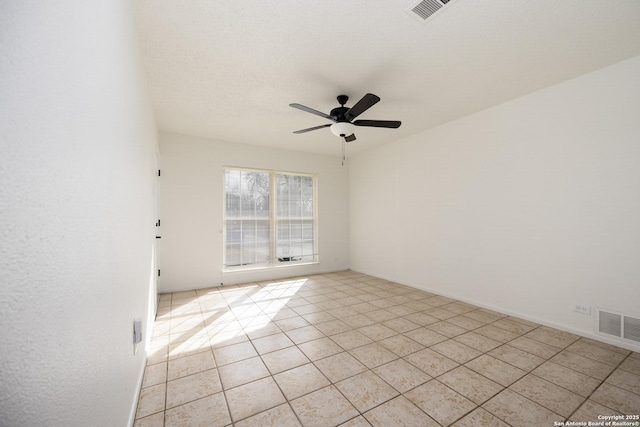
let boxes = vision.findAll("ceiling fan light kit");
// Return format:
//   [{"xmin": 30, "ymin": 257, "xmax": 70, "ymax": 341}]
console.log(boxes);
[
  {"xmin": 330, "ymin": 122, "xmax": 355, "ymax": 137},
  {"xmin": 289, "ymin": 93, "xmax": 401, "ymax": 164}
]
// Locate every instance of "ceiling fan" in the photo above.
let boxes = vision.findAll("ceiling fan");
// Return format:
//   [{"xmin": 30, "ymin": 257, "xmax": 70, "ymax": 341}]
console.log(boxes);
[{"xmin": 289, "ymin": 93, "xmax": 401, "ymax": 163}]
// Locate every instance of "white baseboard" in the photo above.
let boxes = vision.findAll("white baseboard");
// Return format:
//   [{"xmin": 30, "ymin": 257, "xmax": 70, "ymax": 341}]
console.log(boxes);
[{"xmin": 351, "ymin": 268, "xmax": 640, "ymax": 353}]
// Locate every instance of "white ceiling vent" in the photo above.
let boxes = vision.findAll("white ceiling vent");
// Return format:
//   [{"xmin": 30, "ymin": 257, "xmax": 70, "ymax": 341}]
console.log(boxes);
[
  {"xmin": 407, "ymin": 0, "xmax": 454, "ymax": 23},
  {"xmin": 596, "ymin": 308, "xmax": 640, "ymax": 344}
]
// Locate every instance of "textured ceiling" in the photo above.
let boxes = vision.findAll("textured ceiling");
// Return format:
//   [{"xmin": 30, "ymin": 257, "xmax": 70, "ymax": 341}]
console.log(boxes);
[{"xmin": 134, "ymin": 0, "xmax": 640, "ymax": 157}]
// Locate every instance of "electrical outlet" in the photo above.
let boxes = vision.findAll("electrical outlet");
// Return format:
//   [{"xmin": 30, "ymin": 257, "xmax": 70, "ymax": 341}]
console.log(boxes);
[{"xmin": 574, "ymin": 304, "xmax": 591, "ymax": 315}]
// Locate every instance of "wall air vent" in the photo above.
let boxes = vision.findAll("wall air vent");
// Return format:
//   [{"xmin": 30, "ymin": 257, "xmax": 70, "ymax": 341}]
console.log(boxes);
[
  {"xmin": 407, "ymin": 0, "xmax": 455, "ymax": 23},
  {"xmin": 595, "ymin": 308, "xmax": 640, "ymax": 344}
]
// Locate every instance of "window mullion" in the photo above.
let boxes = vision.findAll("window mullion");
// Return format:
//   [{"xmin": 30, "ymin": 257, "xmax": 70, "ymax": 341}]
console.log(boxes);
[{"xmin": 270, "ymin": 172, "xmax": 276, "ymax": 265}]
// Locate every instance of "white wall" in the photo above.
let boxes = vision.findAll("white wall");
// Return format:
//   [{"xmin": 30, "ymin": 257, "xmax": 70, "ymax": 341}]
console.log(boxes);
[
  {"xmin": 159, "ymin": 133, "xmax": 349, "ymax": 291},
  {"xmin": 0, "ymin": 1, "xmax": 158, "ymax": 426},
  {"xmin": 350, "ymin": 56, "xmax": 640, "ymax": 351}
]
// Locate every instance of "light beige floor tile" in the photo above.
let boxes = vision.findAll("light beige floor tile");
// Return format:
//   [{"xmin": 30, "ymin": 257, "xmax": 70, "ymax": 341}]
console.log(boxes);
[
  {"xmin": 261, "ymin": 345, "xmax": 310, "ymax": 374},
  {"xmin": 336, "ymin": 371, "xmax": 399, "ymax": 412},
  {"xmin": 508, "ymin": 336, "xmax": 560, "ymax": 359},
  {"xmin": 225, "ymin": 377, "xmax": 286, "ymax": 422},
  {"xmin": 167, "ymin": 351, "xmax": 216, "ymax": 380},
  {"xmin": 298, "ymin": 337, "xmax": 343, "ymax": 361},
  {"xmin": 405, "ymin": 380, "xmax": 476, "ymax": 426},
  {"xmin": 438, "ymin": 366, "xmax": 504, "ymax": 404},
  {"xmin": 446, "ymin": 315, "xmax": 485, "ymax": 331},
  {"xmin": 618, "ymin": 354, "xmax": 640, "ymax": 375},
  {"xmin": 284, "ymin": 325, "xmax": 325, "ymax": 344},
  {"xmin": 465, "ymin": 355, "xmax": 526, "ymax": 387},
  {"xmin": 463, "ymin": 310, "xmax": 503, "ymax": 324},
  {"xmin": 268, "ymin": 308, "xmax": 299, "ymax": 321},
  {"xmin": 349, "ymin": 342, "xmax": 398, "ymax": 368},
  {"xmin": 538, "ymin": 326, "xmax": 580, "ymax": 341},
  {"xmin": 383, "ymin": 317, "xmax": 421, "ymax": 333},
  {"xmin": 591, "ymin": 383, "xmax": 640, "ymax": 414},
  {"xmin": 136, "ymin": 383, "xmax": 166, "ymax": 419},
  {"xmin": 565, "ymin": 340, "xmax": 629, "ymax": 366},
  {"xmin": 234, "ymin": 403, "xmax": 301, "ymax": 427},
  {"xmin": 133, "ymin": 411, "xmax": 164, "ymax": 427},
  {"xmin": 568, "ymin": 400, "xmax": 622, "ymax": 424},
  {"xmin": 491, "ymin": 318, "xmax": 537, "ymax": 335},
  {"xmin": 386, "ymin": 305, "xmax": 417, "ymax": 317},
  {"xmin": 488, "ymin": 344, "xmax": 545, "ymax": 371},
  {"xmin": 365, "ymin": 309, "xmax": 397, "ymax": 322},
  {"xmin": 404, "ymin": 312, "xmax": 440, "ymax": 326},
  {"xmin": 510, "ymin": 374, "xmax": 585, "ymax": 417},
  {"xmin": 431, "ymin": 339, "xmax": 483, "ymax": 364},
  {"xmin": 314, "ymin": 351, "xmax": 368, "ymax": 383},
  {"xmin": 244, "ymin": 320, "xmax": 282, "ymax": 340},
  {"xmin": 525, "ymin": 328, "xmax": 579, "ymax": 349},
  {"xmin": 142, "ymin": 362, "xmax": 167, "ymax": 388},
  {"xmin": 606, "ymin": 367, "xmax": 640, "ymax": 395},
  {"xmin": 405, "ymin": 348, "xmax": 460, "ymax": 377},
  {"xmin": 274, "ymin": 363, "xmax": 331, "ymax": 400},
  {"xmin": 358, "ymin": 324, "xmax": 397, "ymax": 341},
  {"xmin": 453, "ymin": 332, "xmax": 502, "ymax": 353},
  {"xmin": 364, "ymin": 395, "xmax": 440, "ymax": 427},
  {"xmin": 217, "ymin": 356, "xmax": 270, "ymax": 390},
  {"xmin": 451, "ymin": 407, "xmax": 510, "ymax": 427},
  {"xmin": 404, "ymin": 328, "xmax": 448, "ymax": 346},
  {"xmin": 482, "ymin": 389, "xmax": 561, "ymax": 426},
  {"xmin": 442, "ymin": 302, "xmax": 477, "ymax": 315},
  {"xmin": 292, "ymin": 303, "xmax": 323, "ymax": 316},
  {"xmin": 532, "ymin": 361, "xmax": 601, "ymax": 397},
  {"xmin": 166, "ymin": 368, "xmax": 222, "ymax": 409},
  {"xmin": 290, "ymin": 385, "xmax": 359, "ymax": 427},
  {"xmin": 373, "ymin": 358, "xmax": 431, "ymax": 393},
  {"xmin": 337, "ymin": 415, "xmax": 371, "ymax": 427},
  {"xmin": 331, "ymin": 330, "xmax": 374, "ymax": 350},
  {"xmin": 212, "ymin": 341, "xmax": 258, "ymax": 366},
  {"xmin": 577, "ymin": 337, "xmax": 631, "ymax": 355},
  {"xmin": 251, "ymin": 332, "xmax": 294, "ymax": 354},
  {"xmin": 164, "ymin": 393, "xmax": 231, "ymax": 427},
  {"xmin": 425, "ymin": 321, "xmax": 470, "ymax": 338},
  {"xmin": 379, "ymin": 334, "xmax": 425, "ymax": 357},
  {"xmin": 551, "ymin": 350, "xmax": 616, "ymax": 380},
  {"xmin": 351, "ymin": 302, "xmax": 378, "ymax": 313},
  {"xmin": 302, "ymin": 311, "xmax": 338, "ymax": 324},
  {"xmin": 314, "ymin": 319, "xmax": 352, "ymax": 336},
  {"xmin": 209, "ymin": 329, "xmax": 248, "ymax": 348},
  {"xmin": 473, "ymin": 325, "xmax": 520, "ymax": 343},
  {"xmin": 342, "ymin": 313, "xmax": 377, "ymax": 328},
  {"xmin": 168, "ymin": 336, "xmax": 212, "ymax": 360}
]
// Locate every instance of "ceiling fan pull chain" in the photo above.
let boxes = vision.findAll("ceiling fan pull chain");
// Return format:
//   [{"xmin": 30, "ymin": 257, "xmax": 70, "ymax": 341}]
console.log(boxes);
[{"xmin": 342, "ymin": 138, "xmax": 346, "ymax": 166}]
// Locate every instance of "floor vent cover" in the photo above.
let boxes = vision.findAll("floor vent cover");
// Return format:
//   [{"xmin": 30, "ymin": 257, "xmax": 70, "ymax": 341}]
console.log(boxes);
[
  {"xmin": 596, "ymin": 308, "xmax": 640, "ymax": 344},
  {"xmin": 408, "ymin": 0, "xmax": 454, "ymax": 23}
]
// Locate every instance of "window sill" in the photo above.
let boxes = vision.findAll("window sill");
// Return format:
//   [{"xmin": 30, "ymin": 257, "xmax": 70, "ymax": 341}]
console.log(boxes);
[{"xmin": 221, "ymin": 261, "xmax": 319, "ymax": 274}]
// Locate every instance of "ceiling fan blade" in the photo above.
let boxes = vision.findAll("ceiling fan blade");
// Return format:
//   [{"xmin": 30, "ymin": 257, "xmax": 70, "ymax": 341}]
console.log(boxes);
[
  {"xmin": 344, "ymin": 133, "xmax": 356, "ymax": 142},
  {"xmin": 353, "ymin": 119, "xmax": 401, "ymax": 128},
  {"xmin": 293, "ymin": 124, "xmax": 331, "ymax": 134},
  {"xmin": 345, "ymin": 93, "xmax": 380, "ymax": 121},
  {"xmin": 289, "ymin": 103, "xmax": 335, "ymax": 121}
]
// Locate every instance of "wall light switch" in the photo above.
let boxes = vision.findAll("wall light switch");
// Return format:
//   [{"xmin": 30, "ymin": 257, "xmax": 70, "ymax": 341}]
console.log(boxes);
[{"xmin": 134, "ymin": 318, "xmax": 143, "ymax": 344}]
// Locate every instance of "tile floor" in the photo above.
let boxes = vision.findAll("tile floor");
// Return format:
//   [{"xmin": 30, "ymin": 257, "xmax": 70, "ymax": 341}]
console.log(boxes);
[{"xmin": 134, "ymin": 271, "xmax": 640, "ymax": 426}]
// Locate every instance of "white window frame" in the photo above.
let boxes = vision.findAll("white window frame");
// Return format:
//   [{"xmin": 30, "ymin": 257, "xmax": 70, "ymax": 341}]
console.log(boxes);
[{"xmin": 222, "ymin": 167, "xmax": 318, "ymax": 272}]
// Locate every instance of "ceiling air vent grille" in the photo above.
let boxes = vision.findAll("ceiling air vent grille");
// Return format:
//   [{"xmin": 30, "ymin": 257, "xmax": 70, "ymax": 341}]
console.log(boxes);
[
  {"xmin": 596, "ymin": 308, "xmax": 640, "ymax": 344},
  {"xmin": 408, "ymin": 0, "xmax": 455, "ymax": 22}
]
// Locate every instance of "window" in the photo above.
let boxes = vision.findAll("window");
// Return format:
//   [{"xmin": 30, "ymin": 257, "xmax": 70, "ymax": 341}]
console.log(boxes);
[{"xmin": 223, "ymin": 168, "xmax": 317, "ymax": 269}]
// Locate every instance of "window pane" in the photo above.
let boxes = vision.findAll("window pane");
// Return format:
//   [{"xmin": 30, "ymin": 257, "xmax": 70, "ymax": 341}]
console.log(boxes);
[
  {"xmin": 224, "ymin": 169, "xmax": 271, "ymax": 267},
  {"xmin": 225, "ymin": 168, "xmax": 315, "ymax": 268}
]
